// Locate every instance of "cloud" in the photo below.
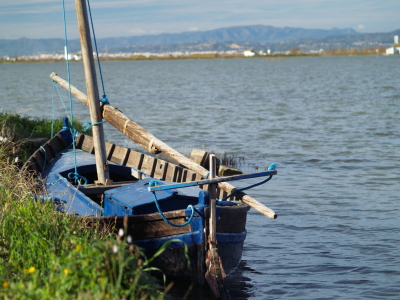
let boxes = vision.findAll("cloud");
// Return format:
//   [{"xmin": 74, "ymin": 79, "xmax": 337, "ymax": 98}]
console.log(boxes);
[{"xmin": 358, "ymin": 24, "xmax": 365, "ymax": 30}]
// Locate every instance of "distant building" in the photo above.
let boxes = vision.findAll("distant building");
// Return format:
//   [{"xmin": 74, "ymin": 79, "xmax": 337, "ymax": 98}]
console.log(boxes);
[
  {"xmin": 243, "ymin": 49, "xmax": 256, "ymax": 57},
  {"xmin": 386, "ymin": 35, "xmax": 400, "ymax": 55}
]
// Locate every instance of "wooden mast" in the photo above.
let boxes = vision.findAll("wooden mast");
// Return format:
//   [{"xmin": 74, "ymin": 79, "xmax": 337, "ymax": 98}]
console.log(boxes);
[{"xmin": 75, "ymin": 0, "xmax": 110, "ymax": 185}]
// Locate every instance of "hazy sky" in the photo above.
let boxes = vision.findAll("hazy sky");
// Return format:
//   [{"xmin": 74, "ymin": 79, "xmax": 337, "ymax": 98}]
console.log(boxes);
[{"xmin": 1, "ymin": 0, "xmax": 399, "ymax": 39}]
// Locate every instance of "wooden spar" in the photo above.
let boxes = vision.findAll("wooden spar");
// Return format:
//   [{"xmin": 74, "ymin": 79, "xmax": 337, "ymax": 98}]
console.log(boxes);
[
  {"xmin": 209, "ymin": 154, "xmax": 217, "ymax": 245},
  {"xmin": 74, "ymin": 0, "xmax": 110, "ymax": 185},
  {"xmin": 49, "ymin": 73, "xmax": 277, "ymax": 219}
]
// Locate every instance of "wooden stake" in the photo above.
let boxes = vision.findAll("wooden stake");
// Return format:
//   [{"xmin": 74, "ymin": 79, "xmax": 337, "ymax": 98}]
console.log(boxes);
[
  {"xmin": 74, "ymin": 0, "xmax": 110, "ymax": 185},
  {"xmin": 209, "ymin": 154, "xmax": 217, "ymax": 246},
  {"xmin": 49, "ymin": 73, "xmax": 277, "ymax": 219}
]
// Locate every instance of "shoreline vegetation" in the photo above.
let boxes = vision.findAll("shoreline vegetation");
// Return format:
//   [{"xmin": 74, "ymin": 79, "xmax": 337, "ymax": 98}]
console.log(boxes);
[
  {"xmin": 0, "ymin": 47, "xmax": 390, "ymax": 63},
  {"xmin": 0, "ymin": 113, "xmax": 169, "ymax": 299}
]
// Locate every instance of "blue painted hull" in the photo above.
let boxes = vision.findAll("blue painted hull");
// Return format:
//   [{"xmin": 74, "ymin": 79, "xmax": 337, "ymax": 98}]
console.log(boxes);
[{"xmin": 23, "ymin": 127, "xmax": 250, "ymax": 285}]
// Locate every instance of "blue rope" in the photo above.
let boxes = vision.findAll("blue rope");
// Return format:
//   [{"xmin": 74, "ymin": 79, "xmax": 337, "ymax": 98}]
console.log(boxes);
[
  {"xmin": 68, "ymin": 172, "xmax": 88, "ymax": 185},
  {"xmin": 46, "ymin": 177, "xmax": 67, "ymax": 186},
  {"xmin": 52, "ymin": 80, "xmax": 71, "ymax": 121},
  {"xmin": 86, "ymin": 0, "xmax": 109, "ymax": 105},
  {"xmin": 82, "ymin": 120, "xmax": 107, "ymax": 132},
  {"xmin": 61, "ymin": 0, "xmax": 84, "ymax": 186},
  {"xmin": 149, "ymin": 180, "xmax": 195, "ymax": 227},
  {"xmin": 218, "ymin": 163, "xmax": 277, "ymax": 201}
]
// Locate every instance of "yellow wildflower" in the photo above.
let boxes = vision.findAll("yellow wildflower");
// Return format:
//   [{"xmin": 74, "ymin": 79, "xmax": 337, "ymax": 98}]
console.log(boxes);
[
  {"xmin": 28, "ymin": 266, "xmax": 36, "ymax": 274},
  {"xmin": 76, "ymin": 245, "xmax": 83, "ymax": 251},
  {"xmin": 64, "ymin": 269, "xmax": 71, "ymax": 275},
  {"xmin": 105, "ymin": 294, "xmax": 110, "ymax": 298},
  {"xmin": 2, "ymin": 282, "xmax": 9, "ymax": 288}
]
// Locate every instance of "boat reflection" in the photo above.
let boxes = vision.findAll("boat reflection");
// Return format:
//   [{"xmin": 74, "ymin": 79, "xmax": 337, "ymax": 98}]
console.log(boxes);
[{"xmin": 166, "ymin": 261, "xmax": 255, "ymax": 299}]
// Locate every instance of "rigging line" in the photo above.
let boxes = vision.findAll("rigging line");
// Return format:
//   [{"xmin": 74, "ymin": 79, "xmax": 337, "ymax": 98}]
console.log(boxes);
[
  {"xmin": 61, "ymin": 0, "xmax": 79, "ymax": 178},
  {"xmin": 51, "ymin": 82, "xmax": 55, "ymax": 137},
  {"xmin": 86, "ymin": 0, "xmax": 107, "ymax": 100}
]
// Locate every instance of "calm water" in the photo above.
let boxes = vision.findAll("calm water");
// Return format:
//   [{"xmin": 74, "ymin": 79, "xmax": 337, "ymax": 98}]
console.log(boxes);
[{"xmin": 1, "ymin": 56, "xmax": 400, "ymax": 299}]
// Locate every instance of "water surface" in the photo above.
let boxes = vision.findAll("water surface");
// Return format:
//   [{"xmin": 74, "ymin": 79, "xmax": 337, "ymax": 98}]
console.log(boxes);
[{"xmin": 1, "ymin": 56, "xmax": 399, "ymax": 299}]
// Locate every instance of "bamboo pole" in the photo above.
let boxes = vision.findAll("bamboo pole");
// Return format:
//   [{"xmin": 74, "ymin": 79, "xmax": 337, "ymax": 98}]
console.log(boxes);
[
  {"xmin": 74, "ymin": 0, "xmax": 110, "ymax": 185},
  {"xmin": 49, "ymin": 73, "xmax": 277, "ymax": 219}
]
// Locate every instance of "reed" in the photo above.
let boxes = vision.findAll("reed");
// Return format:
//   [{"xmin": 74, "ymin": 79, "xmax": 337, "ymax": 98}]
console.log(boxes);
[{"xmin": 0, "ymin": 140, "xmax": 165, "ymax": 299}]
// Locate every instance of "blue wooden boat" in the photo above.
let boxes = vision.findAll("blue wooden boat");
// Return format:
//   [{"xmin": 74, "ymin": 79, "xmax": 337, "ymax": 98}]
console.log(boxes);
[{"xmin": 22, "ymin": 119, "xmax": 275, "ymax": 288}]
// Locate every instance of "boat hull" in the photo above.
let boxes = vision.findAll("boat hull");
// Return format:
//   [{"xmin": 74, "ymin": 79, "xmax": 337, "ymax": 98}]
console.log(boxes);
[{"xmin": 22, "ymin": 129, "xmax": 250, "ymax": 285}]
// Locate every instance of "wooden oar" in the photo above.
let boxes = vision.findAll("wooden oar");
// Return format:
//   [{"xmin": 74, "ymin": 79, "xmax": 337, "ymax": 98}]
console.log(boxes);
[{"xmin": 49, "ymin": 72, "xmax": 278, "ymax": 219}]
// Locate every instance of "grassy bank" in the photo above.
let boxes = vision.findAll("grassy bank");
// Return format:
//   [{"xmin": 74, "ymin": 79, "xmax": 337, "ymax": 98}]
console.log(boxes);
[
  {"xmin": 0, "ymin": 142, "xmax": 167, "ymax": 299},
  {"xmin": 0, "ymin": 113, "xmax": 168, "ymax": 299},
  {"xmin": 0, "ymin": 112, "xmax": 91, "ymax": 164}
]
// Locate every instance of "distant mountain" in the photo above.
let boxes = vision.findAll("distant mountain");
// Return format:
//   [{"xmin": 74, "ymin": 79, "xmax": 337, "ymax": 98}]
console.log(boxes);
[{"xmin": 0, "ymin": 25, "xmax": 398, "ymax": 56}]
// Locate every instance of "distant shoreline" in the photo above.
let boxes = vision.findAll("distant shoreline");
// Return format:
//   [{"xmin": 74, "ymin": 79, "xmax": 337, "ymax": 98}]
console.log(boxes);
[{"xmin": 0, "ymin": 50, "xmax": 391, "ymax": 64}]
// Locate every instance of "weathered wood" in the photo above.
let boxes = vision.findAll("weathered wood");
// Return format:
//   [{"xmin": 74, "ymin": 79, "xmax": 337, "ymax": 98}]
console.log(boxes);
[
  {"xmin": 76, "ymin": 134, "xmax": 94, "ymax": 153},
  {"xmin": 75, "ymin": 0, "xmax": 109, "ymax": 184},
  {"xmin": 79, "ymin": 181, "xmax": 137, "ymax": 195},
  {"xmin": 42, "ymin": 143, "xmax": 55, "ymax": 163},
  {"xmin": 94, "ymin": 211, "xmax": 191, "ymax": 240},
  {"xmin": 125, "ymin": 151, "xmax": 144, "ymax": 169},
  {"xmin": 49, "ymin": 74, "xmax": 278, "ymax": 219},
  {"xmin": 165, "ymin": 164, "xmax": 178, "ymax": 182},
  {"xmin": 33, "ymin": 149, "xmax": 45, "ymax": 171},
  {"xmin": 105, "ymin": 142, "xmax": 115, "ymax": 160},
  {"xmin": 154, "ymin": 159, "xmax": 168, "ymax": 180},
  {"xmin": 49, "ymin": 135, "xmax": 66, "ymax": 154},
  {"xmin": 109, "ymin": 145, "xmax": 130, "ymax": 165},
  {"xmin": 141, "ymin": 156, "xmax": 157, "ymax": 177},
  {"xmin": 209, "ymin": 154, "xmax": 217, "ymax": 245}
]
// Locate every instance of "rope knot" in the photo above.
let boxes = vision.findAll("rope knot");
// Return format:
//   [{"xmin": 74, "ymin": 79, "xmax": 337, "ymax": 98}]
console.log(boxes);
[
  {"xmin": 68, "ymin": 172, "xmax": 88, "ymax": 185},
  {"xmin": 148, "ymin": 179, "xmax": 160, "ymax": 187},
  {"xmin": 100, "ymin": 95, "xmax": 110, "ymax": 105}
]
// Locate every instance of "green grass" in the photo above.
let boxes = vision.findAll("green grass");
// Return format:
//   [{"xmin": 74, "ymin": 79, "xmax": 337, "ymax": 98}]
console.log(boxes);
[
  {"xmin": 0, "ymin": 114, "xmax": 167, "ymax": 299},
  {"xmin": 0, "ymin": 111, "xmax": 92, "ymax": 164}
]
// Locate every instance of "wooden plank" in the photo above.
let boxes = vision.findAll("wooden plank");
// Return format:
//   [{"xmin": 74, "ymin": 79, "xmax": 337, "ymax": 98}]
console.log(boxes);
[
  {"xmin": 49, "ymin": 135, "xmax": 66, "ymax": 155},
  {"xmin": 175, "ymin": 166, "xmax": 183, "ymax": 183},
  {"xmin": 190, "ymin": 149, "xmax": 208, "ymax": 167},
  {"xmin": 105, "ymin": 142, "xmax": 115, "ymax": 160},
  {"xmin": 78, "ymin": 135, "xmax": 94, "ymax": 153},
  {"xmin": 187, "ymin": 170, "xmax": 197, "ymax": 182},
  {"xmin": 33, "ymin": 149, "xmax": 45, "ymax": 171},
  {"xmin": 109, "ymin": 145, "xmax": 130, "ymax": 165},
  {"xmin": 75, "ymin": 134, "xmax": 85, "ymax": 149},
  {"xmin": 79, "ymin": 180, "xmax": 137, "ymax": 195},
  {"xmin": 42, "ymin": 143, "xmax": 55, "ymax": 163},
  {"xmin": 154, "ymin": 160, "xmax": 168, "ymax": 180},
  {"xmin": 181, "ymin": 169, "xmax": 188, "ymax": 182},
  {"xmin": 194, "ymin": 173, "xmax": 204, "ymax": 189},
  {"xmin": 125, "ymin": 151, "xmax": 144, "ymax": 169},
  {"xmin": 140, "ymin": 156, "xmax": 157, "ymax": 177},
  {"xmin": 165, "ymin": 164, "xmax": 178, "ymax": 182}
]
